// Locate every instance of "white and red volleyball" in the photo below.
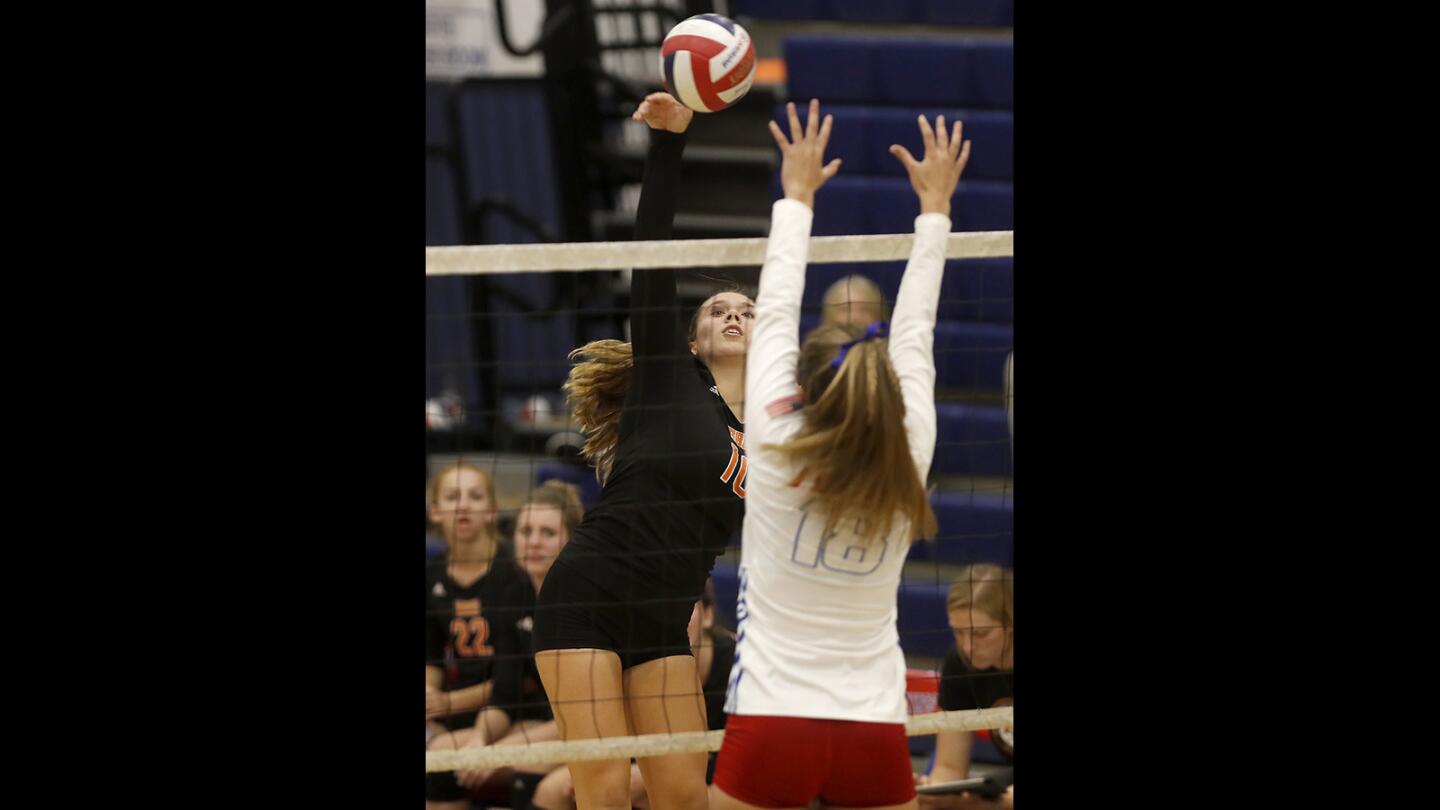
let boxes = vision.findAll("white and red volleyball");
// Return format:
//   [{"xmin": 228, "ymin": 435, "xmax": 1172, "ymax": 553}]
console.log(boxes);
[{"xmin": 660, "ymin": 14, "xmax": 757, "ymax": 113}]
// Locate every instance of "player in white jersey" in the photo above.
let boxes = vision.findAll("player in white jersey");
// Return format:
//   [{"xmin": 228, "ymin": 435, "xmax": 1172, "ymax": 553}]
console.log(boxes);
[{"xmin": 711, "ymin": 100, "xmax": 973, "ymax": 810}]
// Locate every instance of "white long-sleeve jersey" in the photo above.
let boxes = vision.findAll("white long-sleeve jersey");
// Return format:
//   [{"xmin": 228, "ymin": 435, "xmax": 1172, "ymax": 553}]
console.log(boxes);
[{"xmin": 726, "ymin": 198, "xmax": 948, "ymax": 723}]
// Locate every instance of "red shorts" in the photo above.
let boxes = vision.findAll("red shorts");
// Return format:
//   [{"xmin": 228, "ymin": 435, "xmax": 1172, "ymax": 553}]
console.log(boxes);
[{"xmin": 712, "ymin": 714, "xmax": 916, "ymax": 807}]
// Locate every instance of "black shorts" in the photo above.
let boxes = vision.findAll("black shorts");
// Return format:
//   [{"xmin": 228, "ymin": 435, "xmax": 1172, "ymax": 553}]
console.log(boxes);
[{"xmin": 532, "ymin": 560, "xmax": 693, "ymax": 670}]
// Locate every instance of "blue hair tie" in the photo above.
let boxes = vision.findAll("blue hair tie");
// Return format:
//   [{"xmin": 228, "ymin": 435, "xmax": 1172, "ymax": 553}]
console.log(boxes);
[{"xmin": 830, "ymin": 321, "xmax": 890, "ymax": 369}]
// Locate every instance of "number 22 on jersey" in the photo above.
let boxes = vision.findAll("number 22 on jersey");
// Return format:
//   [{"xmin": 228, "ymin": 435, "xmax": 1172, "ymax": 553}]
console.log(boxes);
[{"xmin": 449, "ymin": 617, "xmax": 493, "ymax": 656}]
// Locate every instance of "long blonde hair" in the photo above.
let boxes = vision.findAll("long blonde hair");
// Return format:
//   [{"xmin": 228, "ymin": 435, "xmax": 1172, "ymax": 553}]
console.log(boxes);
[
  {"xmin": 767, "ymin": 323, "xmax": 938, "ymax": 545},
  {"xmin": 563, "ymin": 339, "xmax": 633, "ymax": 482}
]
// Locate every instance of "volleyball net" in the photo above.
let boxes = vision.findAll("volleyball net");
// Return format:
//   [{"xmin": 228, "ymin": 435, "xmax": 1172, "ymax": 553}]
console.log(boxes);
[
  {"xmin": 425, "ymin": 230, "xmax": 1014, "ymax": 773},
  {"xmin": 423, "ymin": 230, "xmax": 1013, "ymax": 772}
]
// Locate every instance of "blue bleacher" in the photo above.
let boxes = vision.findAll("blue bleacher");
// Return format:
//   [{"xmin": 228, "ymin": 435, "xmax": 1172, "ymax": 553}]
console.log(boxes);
[
  {"xmin": 452, "ymin": 80, "xmax": 574, "ymax": 396},
  {"xmin": 773, "ymin": 104, "xmax": 1012, "ymax": 182},
  {"xmin": 935, "ymin": 320, "xmax": 1011, "ymax": 391},
  {"xmin": 534, "ymin": 463, "xmax": 602, "ymax": 510},
  {"xmin": 454, "ymin": 81, "xmax": 565, "ymax": 242},
  {"xmin": 939, "ymin": 257, "xmax": 1012, "ymax": 324},
  {"xmin": 807, "ymin": 176, "xmax": 1013, "ymax": 235},
  {"xmin": 933, "ymin": 402, "xmax": 1009, "ymax": 477},
  {"xmin": 730, "ymin": 0, "xmax": 826, "ymax": 20},
  {"xmin": 425, "ymin": 147, "xmax": 483, "ymax": 409},
  {"xmin": 426, "ymin": 155, "xmax": 462, "ymax": 246},
  {"xmin": 825, "ymin": 0, "xmax": 916, "ymax": 24},
  {"xmin": 487, "ymin": 273, "xmax": 576, "ymax": 393},
  {"xmin": 731, "ymin": 0, "xmax": 1013, "ymax": 26},
  {"xmin": 801, "ymin": 258, "xmax": 1012, "ymax": 326},
  {"xmin": 897, "ymin": 578, "xmax": 952, "ymax": 657},
  {"xmin": 796, "ymin": 313, "xmax": 1010, "ymax": 391},
  {"xmin": 919, "ymin": 0, "xmax": 1013, "ymax": 27},
  {"xmin": 908, "ymin": 490, "xmax": 1013, "ymax": 567},
  {"xmin": 786, "ymin": 36, "xmax": 1013, "ymax": 110},
  {"xmin": 425, "ymin": 81, "xmax": 453, "ymax": 151}
]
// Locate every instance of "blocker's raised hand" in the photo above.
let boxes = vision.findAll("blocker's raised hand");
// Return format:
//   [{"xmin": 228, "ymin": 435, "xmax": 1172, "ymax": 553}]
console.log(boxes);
[
  {"xmin": 769, "ymin": 98, "xmax": 841, "ymax": 209},
  {"xmin": 890, "ymin": 115, "xmax": 972, "ymax": 216}
]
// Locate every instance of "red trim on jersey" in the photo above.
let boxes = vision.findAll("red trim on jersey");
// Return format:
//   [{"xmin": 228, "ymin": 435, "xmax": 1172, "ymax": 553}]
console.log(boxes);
[{"xmin": 765, "ymin": 394, "xmax": 803, "ymax": 418}]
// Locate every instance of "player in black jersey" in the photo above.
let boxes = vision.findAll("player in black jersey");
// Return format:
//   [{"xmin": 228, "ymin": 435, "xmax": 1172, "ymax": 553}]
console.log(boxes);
[
  {"xmin": 532, "ymin": 91, "xmax": 751, "ymax": 810},
  {"xmin": 425, "ymin": 462, "xmax": 529, "ymax": 809}
]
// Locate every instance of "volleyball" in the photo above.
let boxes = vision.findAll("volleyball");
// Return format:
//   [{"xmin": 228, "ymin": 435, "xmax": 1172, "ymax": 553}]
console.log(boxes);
[{"xmin": 660, "ymin": 14, "xmax": 757, "ymax": 113}]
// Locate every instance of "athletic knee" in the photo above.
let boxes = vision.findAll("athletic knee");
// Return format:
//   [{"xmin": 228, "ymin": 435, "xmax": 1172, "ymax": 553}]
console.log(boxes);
[
  {"xmin": 531, "ymin": 767, "xmax": 576, "ymax": 810},
  {"xmin": 644, "ymin": 779, "xmax": 707, "ymax": 810}
]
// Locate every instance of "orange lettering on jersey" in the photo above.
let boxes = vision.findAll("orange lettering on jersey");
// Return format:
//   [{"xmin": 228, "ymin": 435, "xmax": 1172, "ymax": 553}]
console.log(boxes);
[
  {"xmin": 732, "ymin": 456, "xmax": 748, "ymax": 498},
  {"xmin": 449, "ymin": 616, "xmax": 494, "ymax": 657},
  {"xmin": 467, "ymin": 617, "xmax": 493, "ymax": 656},
  {"xmin": 727, "ymin": 427, "xmax": 746, "ymax": 450},
  {"xmin": 453, "ymin": 599, "xmax": 480, "ymax": 617},
  {"xmin": 720, "ymin": 443, "xmax": 740, "ymax": 483}
]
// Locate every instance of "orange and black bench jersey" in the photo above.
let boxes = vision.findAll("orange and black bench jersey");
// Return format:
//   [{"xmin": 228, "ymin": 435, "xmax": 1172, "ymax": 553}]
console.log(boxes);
[{"xmin": 424, "ymin": 557, "xmax": 527, "ymax": 711}]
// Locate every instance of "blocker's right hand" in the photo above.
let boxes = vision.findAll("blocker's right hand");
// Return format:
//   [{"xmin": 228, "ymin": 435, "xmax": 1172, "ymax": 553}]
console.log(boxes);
[
  {"xmin": 769, "ymin": 98, "xmax": 841, "ymax": 210},
  {"xmin": 890, "ymin": 115, "xmax": 972, "ymax": 217}
]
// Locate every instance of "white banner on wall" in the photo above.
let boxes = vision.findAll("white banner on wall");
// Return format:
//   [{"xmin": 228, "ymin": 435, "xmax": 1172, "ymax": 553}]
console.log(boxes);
[{"xmin": 426, "ymin": 0, "xmax": 547, "ymax": 79}]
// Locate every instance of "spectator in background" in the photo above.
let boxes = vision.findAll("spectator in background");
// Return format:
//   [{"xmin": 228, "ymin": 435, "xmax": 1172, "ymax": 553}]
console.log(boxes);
[
  {"xmin": 425, "ymin": 462, "xmax": 528, "ymax": 810},
  {"xmin": 820, "ymin": 273, "xmax": 888, "ymax": 329},
  {"xmin": 916, "ymin": 564, "xmax": 1014, "ymax": 809},
  {"xmin": 440, "ymin": 480, "xmax": 588, "ymax": 802},
  {"xmin": 530, "ymin": 578, "xmax": 736, "ymax": 810}
]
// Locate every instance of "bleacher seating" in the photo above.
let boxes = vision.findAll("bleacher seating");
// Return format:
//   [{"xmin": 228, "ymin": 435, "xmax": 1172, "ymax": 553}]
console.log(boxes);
[
  {"xmin": 731, "ymin": 0, "xmax": 1014, "ymax": 27},
  {"xmin": 790, "ymin": 105, "xmax": 1011, "ymax": 182},
  {"xmin": 910, "ymin": 489, "xmax": 1013, "ymax": 567},
  {"xmin": 801, "ymin": 257, "xmax": 1012, "ymax": 325},
  {"xmin": 934, "ymin": 401, "xmax": 1010, "ymax": 477},
  {"xmin": 424, "ymin": 148, "xmax": 483, "ymax": 411},
  {"xmin": 535, "ymin": 463, "xmax": 603, "ymax": 510},
  {"xmin": 786, "ymin": 36, "xmax": 1013, "ymax": 109}
]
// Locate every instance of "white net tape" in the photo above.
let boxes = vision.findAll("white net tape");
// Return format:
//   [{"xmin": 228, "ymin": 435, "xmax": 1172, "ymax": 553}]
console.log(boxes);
[
  {"xmin": 425, "ymin": 231, "xmax": 1014, "ymax": 275},
  {"xmin": 426, "ymin": 707, "xmax": 1012, "ymax": 771}
]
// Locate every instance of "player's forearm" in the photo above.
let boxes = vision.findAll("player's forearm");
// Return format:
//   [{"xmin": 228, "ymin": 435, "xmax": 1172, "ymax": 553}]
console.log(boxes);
[
  {"xmin": 890, "ymin": 213, "xmax": 948, "ymax": 472},
  {"xmin": 929, "ymin": 730, "xmax": 974, "ymax": 781},
  {"xmin": 634, "ymin": 129, "xmax": 686, "ymax": 242},
  {"xmin": 745, "ymin": 198, "xmax": 813, "ymax": 429},
  {"xmin": 443, "ymin": 680, "xmax": 495, "ymax": 715}
]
